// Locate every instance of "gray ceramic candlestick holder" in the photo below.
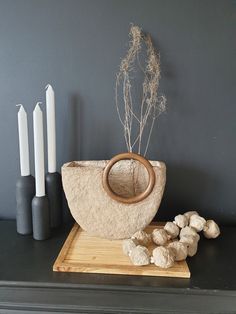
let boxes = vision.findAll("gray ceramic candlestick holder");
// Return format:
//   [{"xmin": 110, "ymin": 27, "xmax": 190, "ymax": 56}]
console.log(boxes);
[
  {"xmin": 16, "ymin": 175, "xmax": 35, "ymax": 235},
  {"xmin": 45, "ymin": 172, "xmax": 62, "ymax": 228},
  {"xmin": 32, "ymin": 195, "xmax": 50, "ymax": 240}
]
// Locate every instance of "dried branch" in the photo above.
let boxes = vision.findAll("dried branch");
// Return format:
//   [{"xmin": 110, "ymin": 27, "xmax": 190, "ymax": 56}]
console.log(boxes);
[{"xmin": 115, "ymin": 25, "xmax": 166, "ymax": 156}]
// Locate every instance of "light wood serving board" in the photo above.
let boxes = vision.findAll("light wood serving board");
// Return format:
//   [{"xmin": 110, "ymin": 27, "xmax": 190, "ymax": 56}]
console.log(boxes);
[{"xmin": 53, "ymin": 223, "xmax": 190, "ymax": 278}]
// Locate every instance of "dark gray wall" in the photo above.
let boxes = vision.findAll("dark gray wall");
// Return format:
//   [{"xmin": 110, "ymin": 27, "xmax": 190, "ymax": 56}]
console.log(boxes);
[{"xmin": 0, "ymin": 0, "xmax": 235, "ymax": 224}]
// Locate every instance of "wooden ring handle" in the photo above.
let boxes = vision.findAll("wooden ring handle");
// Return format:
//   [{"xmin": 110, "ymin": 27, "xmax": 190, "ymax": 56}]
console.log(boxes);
[{"xmin": 102, "ymin": 152, "xmax": 155, "ymax": 204}]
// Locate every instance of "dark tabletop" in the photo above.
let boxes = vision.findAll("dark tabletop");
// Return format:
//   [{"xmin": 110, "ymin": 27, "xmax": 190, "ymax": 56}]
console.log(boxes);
[{"xmin": 0, "ymin": 220, "xmax": 236, "ymax": 313}]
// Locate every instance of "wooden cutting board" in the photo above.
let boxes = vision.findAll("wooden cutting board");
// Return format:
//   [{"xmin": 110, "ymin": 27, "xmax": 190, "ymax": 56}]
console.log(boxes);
[{"xmin": 53, "ymin": 223, "xmax": 190, "ymax": 278}]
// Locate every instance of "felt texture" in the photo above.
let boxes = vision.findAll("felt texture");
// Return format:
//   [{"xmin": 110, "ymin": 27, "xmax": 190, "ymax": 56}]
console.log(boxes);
[{"xmin": 62, "ymin": 159, "xmax": 166, "ymax": 239}]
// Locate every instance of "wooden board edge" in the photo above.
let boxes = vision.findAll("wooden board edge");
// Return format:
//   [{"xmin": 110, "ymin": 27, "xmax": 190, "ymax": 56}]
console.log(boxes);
[
  {"xmin": 53, "ymin": 223, "xmax": 79, "ymax": 271},
  {"xmin": 53, "ymin": 264, "xmax": 190, "ymax": 278},
  {"xmin": 54, "ymin": 261, "xmax": 191, "ymax": 278}
]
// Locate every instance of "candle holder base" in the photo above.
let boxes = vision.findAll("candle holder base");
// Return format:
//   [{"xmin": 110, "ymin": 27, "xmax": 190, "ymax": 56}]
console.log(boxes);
[
  {"xmin": 16, "ymin": 175, "xmax": 35, "ymax": 235},
  {"xmin": 46, "ymin": 172, "xmax": 62, "ymax": 228},
  {"xmin": 32, "ymin": 195, "xmax": 50, "ymax": 240}
]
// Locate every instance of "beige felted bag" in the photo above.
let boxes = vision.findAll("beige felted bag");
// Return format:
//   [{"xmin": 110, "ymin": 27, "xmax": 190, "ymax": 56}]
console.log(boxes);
[{"xmin": 62, "ymin": 152, "xmax": 166, "ymax": 239}]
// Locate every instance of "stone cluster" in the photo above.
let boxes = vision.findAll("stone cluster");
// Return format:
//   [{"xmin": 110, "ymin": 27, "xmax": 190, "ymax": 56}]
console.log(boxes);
[{"xmin": 122, "ymin": 211, "xmax": 220, "ymax": 268}]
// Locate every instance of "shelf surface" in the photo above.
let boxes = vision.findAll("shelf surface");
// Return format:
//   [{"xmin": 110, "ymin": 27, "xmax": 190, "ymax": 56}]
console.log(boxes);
[{"xmin": 0, "ymin": 220, "xmax": 235, "ymax": 313}]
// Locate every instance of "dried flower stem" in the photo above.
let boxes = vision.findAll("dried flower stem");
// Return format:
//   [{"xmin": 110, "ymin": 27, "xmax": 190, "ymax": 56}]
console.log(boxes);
[{"xmin": 115, "ymin": 25, "xmax": 166, "ymax": 156}]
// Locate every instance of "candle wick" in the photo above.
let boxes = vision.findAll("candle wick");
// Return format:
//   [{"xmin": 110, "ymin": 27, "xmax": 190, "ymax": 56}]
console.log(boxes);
[
  {"xmin": 45, "ymin": 84, "xmax": 51, "ymax": 90},
  {"xmin": 16, "ymin": 104, "xmax": 22, "ymax": 107}
]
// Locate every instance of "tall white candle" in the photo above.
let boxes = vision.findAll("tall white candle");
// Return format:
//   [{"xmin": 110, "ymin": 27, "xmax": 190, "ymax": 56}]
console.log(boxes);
[
  {"xmin": 33, "ymin": 103, "xmax": 45, "ymax": 197},
  {"xmin": 46, "ymin": 84, "xmax": 56, "ymax": 173},
  {"xmin": 17, "ymin": 105, "xmax": 30, "ymax": 176}
]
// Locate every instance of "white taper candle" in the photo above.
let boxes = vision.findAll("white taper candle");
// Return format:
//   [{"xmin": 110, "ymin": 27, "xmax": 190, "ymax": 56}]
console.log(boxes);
[
  {"xmin": 17, "ymin": 105, "xmax": 30, "ymax": 176},
  {"xmin": 46, "ymin": 84, "xmax": 56, "ymax": 173},
  {"xmin": 33, "ymin": 103, "xmax": 45, "ymax": 197}
]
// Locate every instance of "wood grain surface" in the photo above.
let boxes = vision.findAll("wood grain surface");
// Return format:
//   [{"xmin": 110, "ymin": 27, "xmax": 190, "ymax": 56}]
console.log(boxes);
[{"xmin": 53, "ymin": 223, "xmax": 190, "ymax": 278}]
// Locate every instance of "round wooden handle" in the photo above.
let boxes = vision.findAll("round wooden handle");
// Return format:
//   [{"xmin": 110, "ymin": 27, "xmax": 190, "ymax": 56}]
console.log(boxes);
[{"xmin": 102, "ymin": 152, "xmax": 155, "ymax": 204}]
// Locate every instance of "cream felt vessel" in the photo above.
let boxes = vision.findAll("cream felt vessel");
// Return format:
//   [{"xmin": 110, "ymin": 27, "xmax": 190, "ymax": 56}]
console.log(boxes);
[{"xmin": 62, "ymin": 157, "xmax": 166, "ymax": 240}]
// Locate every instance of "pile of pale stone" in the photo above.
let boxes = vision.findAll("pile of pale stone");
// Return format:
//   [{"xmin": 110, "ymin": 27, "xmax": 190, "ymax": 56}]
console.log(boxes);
[{"xmin": 122, "ymin": 211, "xmax": 220, "ymax": 268}]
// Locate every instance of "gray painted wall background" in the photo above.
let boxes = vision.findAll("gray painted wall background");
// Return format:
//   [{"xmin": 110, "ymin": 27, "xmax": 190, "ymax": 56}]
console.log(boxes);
[{"xmin": 0, "ymin": 0, "xmax": 235, "ymax": 224}]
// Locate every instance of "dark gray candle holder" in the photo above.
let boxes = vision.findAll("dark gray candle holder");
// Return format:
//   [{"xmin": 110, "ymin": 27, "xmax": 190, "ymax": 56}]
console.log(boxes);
[
  {"xmin": 46, "ymin": 172, "xmax": 62, "ymax": 228},
  {"xmin": 32, "ymin": 195, "xmax": 50, "ymax": 240},
  {"xmin": 16, "ymin": 175, "xmax": 35, "ymax": 235}
]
